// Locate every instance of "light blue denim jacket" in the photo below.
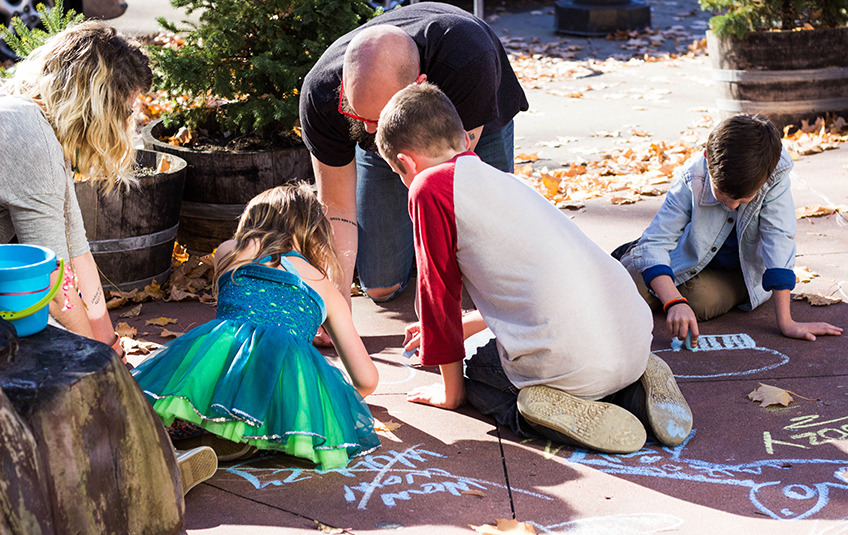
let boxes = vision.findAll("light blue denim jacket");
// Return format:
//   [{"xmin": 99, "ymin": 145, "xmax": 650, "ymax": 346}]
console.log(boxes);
[{"xmin": 629, "ymin": 148, "xmax": 796, "ymax": 311}]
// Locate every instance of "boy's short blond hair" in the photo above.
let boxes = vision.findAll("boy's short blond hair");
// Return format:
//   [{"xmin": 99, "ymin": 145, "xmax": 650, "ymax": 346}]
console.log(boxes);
[{"xmin": 376, "ymin": 82, "xmax": 466, "ymax": 174}]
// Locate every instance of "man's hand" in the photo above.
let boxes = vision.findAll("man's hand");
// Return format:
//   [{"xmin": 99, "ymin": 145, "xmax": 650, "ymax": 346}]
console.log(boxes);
[{"xmin": 407, "ymin": 382, "xmax": 466, "ymax": 409}]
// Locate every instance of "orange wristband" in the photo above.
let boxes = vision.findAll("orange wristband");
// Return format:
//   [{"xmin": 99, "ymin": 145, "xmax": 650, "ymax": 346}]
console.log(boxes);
[{"xmin": 663, "ymin": 297, "xmax": 689, "ymax": 314}]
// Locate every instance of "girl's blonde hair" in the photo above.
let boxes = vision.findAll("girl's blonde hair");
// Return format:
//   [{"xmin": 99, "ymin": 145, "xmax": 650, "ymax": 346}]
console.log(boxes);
[
  {"xmin": 215, "ymin": 183, "xmax": 343, "ymax": 290},
  {"xmin": 2, "ymin": 21, "xmax": 152, "ymax": 190}
]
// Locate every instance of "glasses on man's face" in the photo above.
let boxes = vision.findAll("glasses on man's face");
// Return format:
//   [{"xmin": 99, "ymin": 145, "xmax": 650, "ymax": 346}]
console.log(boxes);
[{"xmin": 338, "ymin": 80, "xmax": 379, "ymax": 125}]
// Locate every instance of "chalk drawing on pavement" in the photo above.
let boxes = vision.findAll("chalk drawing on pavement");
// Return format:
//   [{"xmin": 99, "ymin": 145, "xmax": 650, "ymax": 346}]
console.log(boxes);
[
  {"xmin": 656, "ymin": 332, "xmax": 790, "ymax": 379},
  {"xmin": 222, "ymin": 444, "xmax": 553, "ymax": 510},
  {"xmin": 532, "ymin": 513, "xmax": 684, "ymax": 535}
]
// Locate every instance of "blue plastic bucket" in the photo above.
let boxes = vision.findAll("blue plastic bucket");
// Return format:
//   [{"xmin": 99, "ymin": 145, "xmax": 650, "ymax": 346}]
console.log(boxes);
[{"xmin": 0, "ymin": 244, "xmax": 64, "ymax": 337}]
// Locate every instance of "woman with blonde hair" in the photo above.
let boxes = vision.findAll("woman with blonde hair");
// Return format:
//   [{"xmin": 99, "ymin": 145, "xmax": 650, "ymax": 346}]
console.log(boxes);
[{"xmin": 0, "ymin": 21, "xmax": 152, "ymax": 358}]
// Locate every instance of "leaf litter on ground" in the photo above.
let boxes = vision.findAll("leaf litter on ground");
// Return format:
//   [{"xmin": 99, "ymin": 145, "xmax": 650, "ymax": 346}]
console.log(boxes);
[
  {"xmin": 749, "ymin": 383, "xmax": 819, "ymax": 408},
  {"xmin": 470, "ymin": 518, "xmax": 537, "ymax": 534}
]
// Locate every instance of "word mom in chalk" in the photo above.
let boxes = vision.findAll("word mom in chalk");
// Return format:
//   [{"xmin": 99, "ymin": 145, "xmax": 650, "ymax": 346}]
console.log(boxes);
[{"xmin": 672, "ymin": 333, "xmax": 757, "ymax": 352}]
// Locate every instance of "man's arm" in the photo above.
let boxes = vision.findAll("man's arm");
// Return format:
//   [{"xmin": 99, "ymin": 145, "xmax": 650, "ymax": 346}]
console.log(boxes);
[
  {"xmin": 466, "ymin": 126, "xmax": 484, "ymax": 152},
  {"xmin": 312, "ymin": 155, "xmax": 358, "ymax": 308}
]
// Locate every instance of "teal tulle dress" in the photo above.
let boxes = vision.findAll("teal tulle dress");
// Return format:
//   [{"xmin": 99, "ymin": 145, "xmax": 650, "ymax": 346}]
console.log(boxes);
[{"xmin": 131, "ymin": 252, "xmax": 379, "ymax": 469}]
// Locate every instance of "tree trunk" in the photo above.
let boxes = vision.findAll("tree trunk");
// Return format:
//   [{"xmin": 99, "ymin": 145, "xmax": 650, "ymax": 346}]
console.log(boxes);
[{"xmin": 0, "ymin": 325, "xmax": 184, "ymax": 535}]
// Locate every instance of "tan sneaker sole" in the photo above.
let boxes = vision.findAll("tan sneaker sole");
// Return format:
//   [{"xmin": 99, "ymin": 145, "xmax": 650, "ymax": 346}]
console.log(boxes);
[
  {"xmin": 641, "ymin": 353, "xmax": 693, "ymax": 447},
  {"xmin": 517, "ymin": 385, "xmax": 646, "ymax": 453},
  {"xmin": 176, "ymin": 446, "xmax": 218, "ymax": 495}
]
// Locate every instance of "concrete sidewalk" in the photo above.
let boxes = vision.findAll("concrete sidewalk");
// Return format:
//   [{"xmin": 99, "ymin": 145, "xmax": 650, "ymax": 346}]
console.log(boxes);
[{"xmin": 109, "ymin": 0, "xmax": 848, "ymax": 532}]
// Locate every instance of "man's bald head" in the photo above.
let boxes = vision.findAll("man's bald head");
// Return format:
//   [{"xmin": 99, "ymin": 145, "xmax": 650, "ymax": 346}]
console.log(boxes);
[{"xmin": 342, "ymin": 25, "xmax": 421, "ymax": 132}]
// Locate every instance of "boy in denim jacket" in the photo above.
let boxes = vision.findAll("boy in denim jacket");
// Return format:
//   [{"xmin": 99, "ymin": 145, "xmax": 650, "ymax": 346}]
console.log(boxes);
[{"xmin": 619, "ymin": 115, "xmax": 842, "ymax": 347}]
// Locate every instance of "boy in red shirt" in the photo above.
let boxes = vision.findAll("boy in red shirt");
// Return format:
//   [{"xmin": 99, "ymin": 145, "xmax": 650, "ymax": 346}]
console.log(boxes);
[{"xmin": 375, "ymin": 82, "xmax": 692, "ymax": 453}]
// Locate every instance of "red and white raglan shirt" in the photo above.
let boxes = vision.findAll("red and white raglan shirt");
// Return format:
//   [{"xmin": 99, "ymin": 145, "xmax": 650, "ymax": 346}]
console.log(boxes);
[{"xmin": 409, "ymin": 152, "xmax": 653, "ymax": 400}]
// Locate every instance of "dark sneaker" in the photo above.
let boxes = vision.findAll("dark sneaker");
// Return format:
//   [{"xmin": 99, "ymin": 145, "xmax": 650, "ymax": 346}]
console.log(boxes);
[
  {"xmin": 517, "ymin": 385, "xmax": 646, "ymax": 453},
  {"xmin": 610, "ymin": 238, "xmax": 639, "ymax": 261},
  {"xmin": 640, "ymin": 354, "xmax": 693, "ymax": 447},
  {"xmin": 176, "ymin": 446, "xmax": 218, "ymax": 495}
]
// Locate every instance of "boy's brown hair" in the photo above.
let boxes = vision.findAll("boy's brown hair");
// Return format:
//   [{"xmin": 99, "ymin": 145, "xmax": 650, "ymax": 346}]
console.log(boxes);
[
  {"xmin": 705, "ymin": 114, "xmax": 782, "ymax": 199},
  {"xmin": 376, "ymin": 82, "xmax": 466, "ymax": 174}
]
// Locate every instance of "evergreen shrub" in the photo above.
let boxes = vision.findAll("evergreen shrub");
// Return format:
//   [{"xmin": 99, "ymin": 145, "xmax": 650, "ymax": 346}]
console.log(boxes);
[
  {"xmin": 700, "ymin": 0, "xmax": 848, "ymax": 38},
  {"xmin": 151, "ymin": 0, "xmax": 374, "ymax": 140}
]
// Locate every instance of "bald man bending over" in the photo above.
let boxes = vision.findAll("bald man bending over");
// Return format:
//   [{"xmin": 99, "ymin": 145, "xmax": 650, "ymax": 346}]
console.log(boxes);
[{"xmin": 300, "ymin": 2, "xmax": 528, "ymax": 305}]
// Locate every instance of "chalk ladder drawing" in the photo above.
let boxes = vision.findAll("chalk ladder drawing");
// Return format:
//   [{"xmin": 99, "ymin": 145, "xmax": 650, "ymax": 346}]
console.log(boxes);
[{"xmin": 658, "ymin": 332, "xmax": 790, "ymax": 379}]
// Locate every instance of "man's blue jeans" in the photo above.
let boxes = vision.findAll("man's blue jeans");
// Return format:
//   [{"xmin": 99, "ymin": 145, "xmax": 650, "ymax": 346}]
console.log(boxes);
[{"xmin": 354, "ymin": 121, "xmax": 516, "ymax": 301}]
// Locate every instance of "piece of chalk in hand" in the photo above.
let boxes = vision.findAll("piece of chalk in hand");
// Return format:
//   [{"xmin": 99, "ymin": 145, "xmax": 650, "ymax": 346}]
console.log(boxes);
[
  {"xmin": 684, "ymin": 330, "xmax": 698, "ymax": 352},
  {"xmin": 402, "ymin": 348, "xmax": 417, "ymax": 359}
]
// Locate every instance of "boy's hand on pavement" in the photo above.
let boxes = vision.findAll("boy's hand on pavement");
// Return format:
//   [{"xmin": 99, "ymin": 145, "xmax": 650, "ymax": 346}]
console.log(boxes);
[
  {"xmin": 407, "ymin": 383, "xmax": 466, "ymax": 409},
  {"xmin": 780, "ymin": 320, "xmax": 843, "ymax": 341},
  {"xmin": 666, "ymin": 303, "xmax": 699, "ymax": 348}
]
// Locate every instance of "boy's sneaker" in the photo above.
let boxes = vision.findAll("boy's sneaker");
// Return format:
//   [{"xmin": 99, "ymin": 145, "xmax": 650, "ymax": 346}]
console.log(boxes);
[
  {"xmin": 176, "ymin": 446, "xmax": 218, "ymax": 495},
  {"xmin": 610, "ymin": 238, "xmax": 639, "ymax": 261},
  {"xmin": 517, "ymin": 385, "xmax": 646, "ymax": 454},
  {"xmin": 175, "ymin": 434, "xmax": 258, "ymax": 462},
  {"xmin": 640, "ymin": 354, "xmax": 693, "ymax": 447}
]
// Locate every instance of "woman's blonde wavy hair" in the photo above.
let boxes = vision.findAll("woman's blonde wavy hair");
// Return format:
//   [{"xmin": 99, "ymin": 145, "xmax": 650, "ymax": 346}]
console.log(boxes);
[
  {"xmin": 215, "ymin": 183, "xmax": 343, "ymax": 293},
  {"xmin": 2, "ymin": 21, "xmax": 152, "ymax": 190}
]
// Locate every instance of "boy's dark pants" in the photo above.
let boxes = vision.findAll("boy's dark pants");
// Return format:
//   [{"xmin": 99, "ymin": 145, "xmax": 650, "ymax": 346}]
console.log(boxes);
[{"xmin": 464, "ymin": 337, "xmax": 645, "ymax": 445}]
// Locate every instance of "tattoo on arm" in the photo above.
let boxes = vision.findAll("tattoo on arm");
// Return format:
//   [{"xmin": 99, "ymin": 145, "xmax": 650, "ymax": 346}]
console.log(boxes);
[
  {"xmin": 91, "ymin": 287, "xmax": 102, "ymax": 305},
  {"xmin": 468, "ymin": 133, "xmax": 476, "ymax": 141},
  {"xmin": 330, "ymin": 217, "xmax": 357, "ymax": 227}
]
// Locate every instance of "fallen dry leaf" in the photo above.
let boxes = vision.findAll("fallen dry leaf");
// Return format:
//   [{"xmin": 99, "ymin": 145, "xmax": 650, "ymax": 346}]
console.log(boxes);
[
  {"xmin": 514, "ymin": 152, "xmax": 539, "ymax": 163},
  {"xmin": 748, "ymin": 383, "xmax": 818, "ymax": 408},
  {"xmin": 106, "ymin": 296, "xmax": 128, "ymax": 310},
  {"xmin": 796, "ymin": 205, "xmax": 836, "ymax": 219},
  {"xmin": 115, "ymin": 322, "xmax": 137, "ymax": 339},
  {"xmin": 119, "ymin": 304, "xmax": 143, "ymax": 318},
  {"xmin": 793, "ymin": 293, "xmax": 843, "ymax": 306},
  {"xmin": 461, "ymin": 490, "xmax": 488, "ymax": 498},
  {"xmin": 374, "ymin": 420, "xmax": 402, "ymax": 432},
  {"xmin": 748, "ymin": 383, "xmax": 794, "ymax": 407},
  {"xmin": 120, "ymin": 338, "xmax": 162, "ymax": 356},
  {"xmin": 610, "ymin": 194, "xmax": 640, "ymax": 205},
  {"xmin": 313, "ymin": 520, "xmax": 344, "ymax": 534},
  {"xmin": 160, "ymin": 328, "xmax": 184, "ymax": 338},
  {"xmin": 470, "ymin": 519, "xmax": 537, "ymax": 535},
  {"xmin": 156, "ymin": 156, "xmax": 171, "ymax": 174},
  {"xmin": 146, "ymin": 317, "xmax": 178, "ymax": 326},
  {"xmin": 794, "ymin": 266, "xmax": 818, "ymax": 283}
]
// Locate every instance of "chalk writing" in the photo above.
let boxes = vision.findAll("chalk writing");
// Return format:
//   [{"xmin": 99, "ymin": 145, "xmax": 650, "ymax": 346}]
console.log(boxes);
[
  {"xmin": 552, "ymin": 431, "xmax": 848, "ymax": 521},
  {"xmin": 762, "ymin": 414, "xmax": 848, "ymax": 454},
  {"xmin": 532, "ymin": 513, "xmax": 684, "ymax": 534},
  {"xmin": 223, "ymin": 444, "xmax": 553, "ymax": 510},
  {"xmin": 656, "ymin": 332, "xmax": 790, "ymax": 379}
]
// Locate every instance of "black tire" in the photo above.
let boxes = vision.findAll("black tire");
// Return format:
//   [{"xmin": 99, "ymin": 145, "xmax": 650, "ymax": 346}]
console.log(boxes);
[{"xmin": 0, "ymin": 0, "xmax": 56, "ymax": 62}]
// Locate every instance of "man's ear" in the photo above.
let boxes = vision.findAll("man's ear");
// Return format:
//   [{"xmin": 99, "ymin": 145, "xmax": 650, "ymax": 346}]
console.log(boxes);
[
  {"xmin": 397, "ymin": 152, "xmax": 418, "ymax": 176},
  {"xmin": 463, "ymin": 131, "xmax": 471, "ymax": 151},
  {"xmin": 415, "ymin": 73, "xmax": 428, "ymax": 84}
]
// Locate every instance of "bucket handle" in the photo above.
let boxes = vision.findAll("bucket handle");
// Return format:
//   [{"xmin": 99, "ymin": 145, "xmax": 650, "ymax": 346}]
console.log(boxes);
[{"xmin": 0, "ymin": 259, "xmax": 65, "ymax": 321}]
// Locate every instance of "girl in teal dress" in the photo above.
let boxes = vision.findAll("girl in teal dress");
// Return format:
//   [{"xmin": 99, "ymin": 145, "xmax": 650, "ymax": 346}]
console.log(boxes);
[{"xmin": 132, "ymin": 184, "xmax": 380, "ymax": 470}]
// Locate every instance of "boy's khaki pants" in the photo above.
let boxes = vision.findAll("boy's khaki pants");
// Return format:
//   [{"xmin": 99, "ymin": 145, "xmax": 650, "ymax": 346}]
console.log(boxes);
[{"xmin": 620, "ymin": 252, "xmax": 748, "ymax": 321}]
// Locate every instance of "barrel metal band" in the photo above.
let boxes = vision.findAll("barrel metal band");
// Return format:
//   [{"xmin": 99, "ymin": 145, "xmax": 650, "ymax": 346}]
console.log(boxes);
[
  {"xmin": 180, "ymin": 201, "xmax": 246, "ymax": 221},
  {"xmin": 89, "ymin": 223, "xmax": 179, "ymax": 253},
  {"xmin": 712, "ymin": 67, "xmax": 848, "ymax": 83},
  {"xmin": 716, "ymin": 97, "xmax": 848, "ymax": 114}
]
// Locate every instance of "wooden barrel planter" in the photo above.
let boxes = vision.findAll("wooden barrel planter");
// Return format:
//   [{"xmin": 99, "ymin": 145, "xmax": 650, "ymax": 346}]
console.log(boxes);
[
  {"xmin": 75, "ymin": 149, "xmax": 187, "ymax": 292},
  {"xmin": 707, "ymin": 27, "xmax": 848, "ymax": 132},
  {"xmin": 142, "ymin": 119, "xmax": 313, "ymax": 255}
]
